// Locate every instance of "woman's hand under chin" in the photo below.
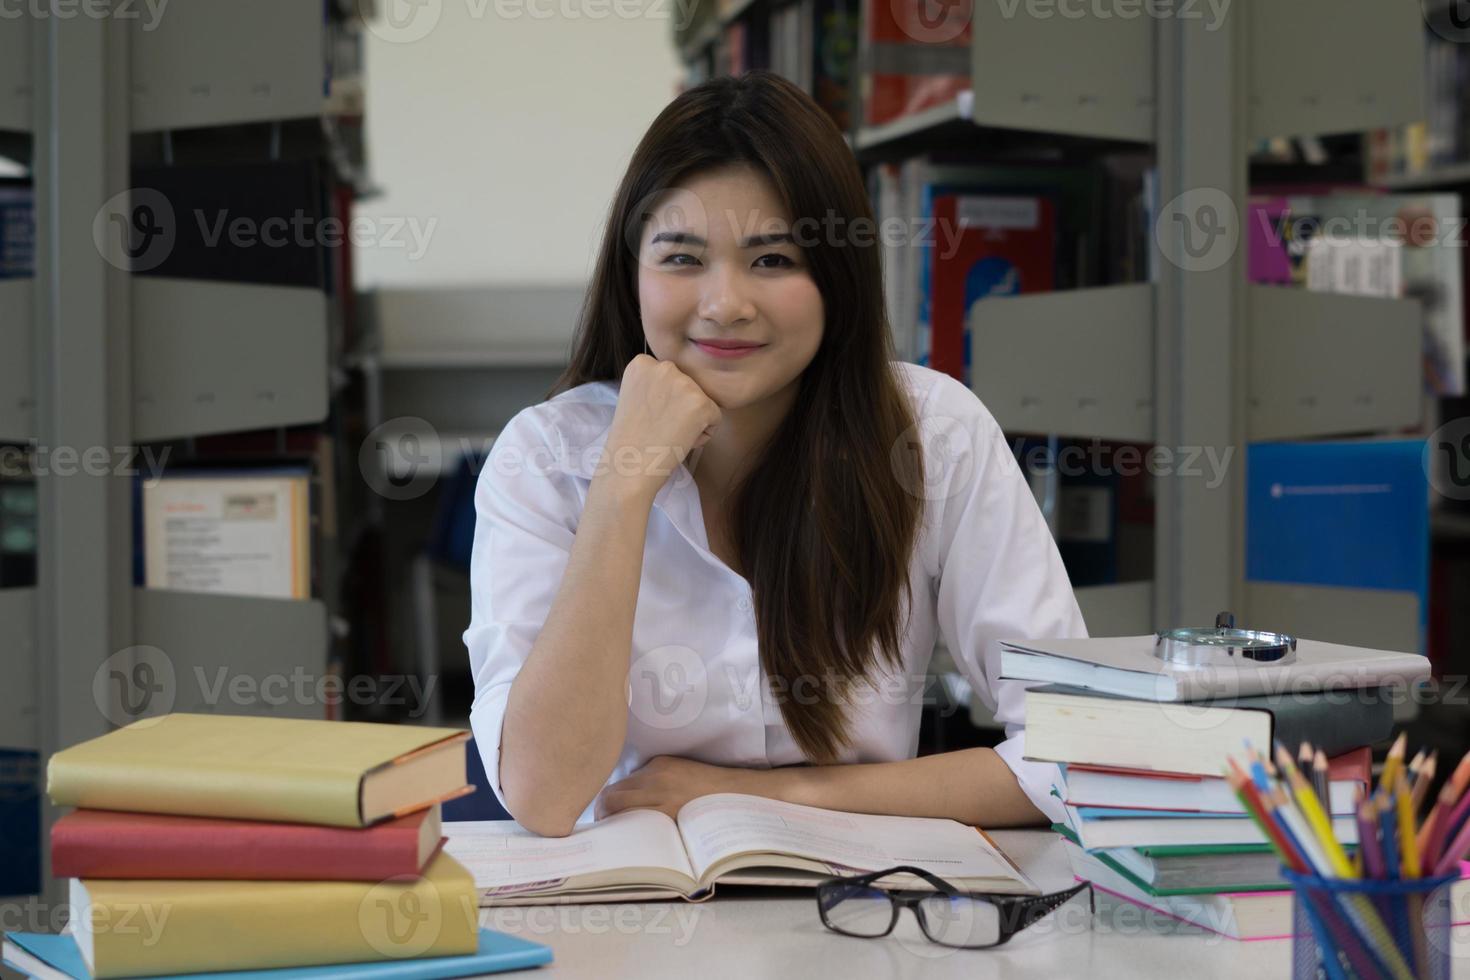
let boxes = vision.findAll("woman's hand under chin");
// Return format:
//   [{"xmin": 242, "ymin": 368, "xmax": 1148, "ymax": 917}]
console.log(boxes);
[{"xmin": 592, "ymin": 755, "xmax": 770, "ymax": 821}]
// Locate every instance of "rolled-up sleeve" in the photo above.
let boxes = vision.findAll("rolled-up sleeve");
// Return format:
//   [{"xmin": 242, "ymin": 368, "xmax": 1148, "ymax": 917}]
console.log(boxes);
[
  {"xmin": 463, "ymin": 408, "xmax": 582, "ymax": 815},
  {"xmin": 927, "ymin": 375, "xmax": 1089, "ymax": 826}
]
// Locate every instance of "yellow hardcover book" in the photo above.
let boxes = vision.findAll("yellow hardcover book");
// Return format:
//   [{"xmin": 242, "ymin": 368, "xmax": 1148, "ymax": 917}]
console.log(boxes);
[
  {"xmin": 48, "ymin": 714, "xmax": 471, "ymax": 828},
  {"xmin": 69, "ymin": 851, "xmax": 480, "ymax": 979}
]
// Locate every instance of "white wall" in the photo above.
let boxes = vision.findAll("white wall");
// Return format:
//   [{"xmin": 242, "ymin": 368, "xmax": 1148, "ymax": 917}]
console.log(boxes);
[{"xmin": 355, "ymin": 1, "xmax": 683, "ymax": 288}]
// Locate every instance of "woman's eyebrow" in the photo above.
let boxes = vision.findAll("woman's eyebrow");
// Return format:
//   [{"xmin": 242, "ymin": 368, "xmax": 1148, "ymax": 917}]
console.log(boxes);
[{"xmin": 649, "ymin": 230, "xmax": 796, "ymax": 248}]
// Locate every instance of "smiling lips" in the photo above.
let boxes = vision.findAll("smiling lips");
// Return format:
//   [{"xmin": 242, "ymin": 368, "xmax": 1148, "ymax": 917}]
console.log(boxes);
[{"xmin": 690, "ymin": 338, "xmax": 767, "ymax": 359}]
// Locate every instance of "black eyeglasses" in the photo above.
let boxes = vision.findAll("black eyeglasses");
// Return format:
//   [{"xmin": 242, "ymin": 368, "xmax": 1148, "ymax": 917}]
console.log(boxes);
[{"xmin": 816, "ymin": 866, "xmax": 1092, "ymax": 949}]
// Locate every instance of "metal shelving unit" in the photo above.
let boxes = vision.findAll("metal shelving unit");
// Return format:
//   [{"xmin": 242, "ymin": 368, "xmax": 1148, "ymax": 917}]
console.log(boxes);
[
  {"xmin": 25, "ymin": 1, "xmax": 369, "ymax": 905},
  {"xmin": 132, "ymin": 278, "xmax": 329, "ymax": 442},
  {"xmin": 970, "ymin": 284, "xmax": 1155, "ymax": 445},
  {"xmin": 1246, "ymin": 288, "xmax": 1422, "ymax": 441},
  {"xmin": 128, "ymin": 0, "xmax": 333, "ymax": 132},
  {"xmin": 674, "ymin": 0, "xmax": 1432, "ymax": 647},
  {"xmin": 1234, "ymin": 0, "xmax": 1427, "ymax": 654},
  {"xmin": 2, "ymin": 7, "xmax": 39, "ymax": 908}
]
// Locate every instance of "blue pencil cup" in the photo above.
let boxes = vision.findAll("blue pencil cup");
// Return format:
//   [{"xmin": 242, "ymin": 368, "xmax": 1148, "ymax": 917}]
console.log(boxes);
[{"xmin": 1284, "ymin": 869, "xmax": 1458, "ymax": 980}]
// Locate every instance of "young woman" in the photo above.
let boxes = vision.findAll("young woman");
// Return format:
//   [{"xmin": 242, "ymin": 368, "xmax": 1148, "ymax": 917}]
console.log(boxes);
[{"xmin": 464, "ymin": 70, "xmax": 1087, "ymax": 838}]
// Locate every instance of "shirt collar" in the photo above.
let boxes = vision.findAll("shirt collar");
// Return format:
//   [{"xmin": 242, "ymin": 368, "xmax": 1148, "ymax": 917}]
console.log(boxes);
[
  {"xmin": 551, "ymin": 382, "xmax": 734, "ymax": 579},
  {"xmin": 566, "ymin": 416, "xmax": 709, "ymax": 555}
]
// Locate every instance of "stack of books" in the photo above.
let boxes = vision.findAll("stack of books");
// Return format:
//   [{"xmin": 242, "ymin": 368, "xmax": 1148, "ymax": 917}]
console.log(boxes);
[
  {"xmin": 1001, "ymin": 632, "xmax": 1429, "ymax": 940},
  {"xmin": 1, "ymin": 714, "xmax": 553, "ymax": 979}
]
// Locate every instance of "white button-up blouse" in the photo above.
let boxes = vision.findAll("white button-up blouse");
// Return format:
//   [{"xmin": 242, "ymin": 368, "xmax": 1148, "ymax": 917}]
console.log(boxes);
[{"xmin": 464, "ymin": 360, "xmax": 1089, "ymax": 827}]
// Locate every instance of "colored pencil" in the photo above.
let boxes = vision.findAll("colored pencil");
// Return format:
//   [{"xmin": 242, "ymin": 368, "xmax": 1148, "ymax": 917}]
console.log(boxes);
[
  {"xmin": 1231, "ymin": 748, "xmax": 1417, "ymax": 980},
  {"xmin": 1424, "ymin": 774, "xmax": 1470, "ymax": 872},
  {"xmin": 1394, "ymin": 770, "xmax": 1421, "ymax": 878},
  {"xmin": 1312, "ymin": 748, "xmax": 1331, "ymax": 814},
  {"xmin": 1410, "ymin": 751, "xmax": 1436, "ymax": 814},
  {"xmin": 1379, "ymin": 732, "xmax": 1408, "ymax": 797},
  {"xmin": 1418, "ymin": 751, "xmax": 1470, "ymax": 868},
  {"xmin": 1432, "ymin": 795, "xmax": 1470, "ymax": 876},
  {"xmin": 1225, "ymin": 763, "xmax": 1307, "ymax": 873},
  {"xmin": 1277, "ymin": 744, "xmax": 1355, "ymax": 878}
]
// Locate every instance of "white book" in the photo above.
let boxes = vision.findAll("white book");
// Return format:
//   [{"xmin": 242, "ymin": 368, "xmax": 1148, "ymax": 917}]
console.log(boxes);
[
  {"xmin": 443, "ymin": 793, "xmax": 1036, "ymax": 905},
  {"xmin": 999, "ymin": 635, "xmax": 1429, "ymax": 702},
  {"xmin": 142, "ymin": 471, "xmax": 311, "ymax": 600},
  {"xmin": 1060, "ymin": 764, "xmax": 1364, "ymax": 816}
]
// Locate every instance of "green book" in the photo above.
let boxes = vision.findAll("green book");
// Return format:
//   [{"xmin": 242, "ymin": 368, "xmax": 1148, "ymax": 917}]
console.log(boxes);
[{"xmin": 1052, "ymin": 824, "xmax": 1288, "ymax": 895}]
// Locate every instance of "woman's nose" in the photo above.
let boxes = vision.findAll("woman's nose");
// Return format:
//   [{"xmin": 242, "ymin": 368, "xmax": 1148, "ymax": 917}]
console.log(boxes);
[{"xmin": 697, "ymin": 263, "xmax": 756, "ymax": 328}]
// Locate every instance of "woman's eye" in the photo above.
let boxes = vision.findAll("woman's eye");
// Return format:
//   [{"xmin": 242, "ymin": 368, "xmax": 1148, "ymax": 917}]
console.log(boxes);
[
  {"xmin": 754, "ymin": 254, "xmax": 795, "ymax": 269},
  {"xmin": 662, "ymin": 253, "xmax": 699, "ymax": 266}
]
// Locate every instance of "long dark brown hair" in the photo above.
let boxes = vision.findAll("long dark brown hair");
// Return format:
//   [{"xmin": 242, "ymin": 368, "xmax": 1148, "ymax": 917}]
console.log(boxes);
[{"xmin": 552, "ymin": 70, "xmax": 924, "ymax": 764}]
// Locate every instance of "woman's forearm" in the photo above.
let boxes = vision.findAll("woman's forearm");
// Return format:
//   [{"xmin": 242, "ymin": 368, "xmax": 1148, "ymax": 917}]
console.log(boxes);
[
  {"xmin": 499, "ymin": 475, "xmax": 657, "ymax": 837},
  {"xmin": 762, "ymin": 747, "xmax": 1050, "ymax": 828}
]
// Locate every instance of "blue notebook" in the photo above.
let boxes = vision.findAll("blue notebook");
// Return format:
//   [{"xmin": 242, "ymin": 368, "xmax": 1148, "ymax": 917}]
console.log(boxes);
[{"xmin": 1, "ymin": 928, "xmax": 551, "ymax": 980}]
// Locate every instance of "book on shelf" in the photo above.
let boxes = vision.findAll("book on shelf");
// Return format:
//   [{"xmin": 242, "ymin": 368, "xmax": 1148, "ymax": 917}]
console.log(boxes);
[
  {"xmin": 1023, "ymin": 684, "xmax": 1392, "ymax": 777},
  {"xmin": 1058, "ymin": 747, "xmax": 1372, "ymax": 815},
  {"xmin": 0, "ymin": 464, "xmax": 36, "ymax": 589},
  {"xmin": 130, "ymin": 159, "xmax": 330, "ymax": 289},
  {"xmin": 1246, "ymin": 196, "xmax": 1294, "ymax": 285},
  {"xmin": 444, "ymin": 792, "xmax": 1036, "ymax": 905},
  {"xmin": 999, "ymin": 634, "xmax": 1430, "ymax": 702},
  {"xmin": 928, "ymin": 193, "xmax": 1055, "ymax": 383},
  {"xmin": 1366, "ymin": 26, "xmax": 1470, "ymax": 182},
  {"xmin": 2, "ymin": 928, "xmax": 552, "ymax": 980},
  {"xmin": 1247, "ymin": 438, "xmax": 1431, "ymax": 655},
  {"xmin": 0, "ymin": 747, "xmax": 41, "ymax": 898},
  {"xmin": 1010, "ymin": 437, "xmax": 1155, "ymax": 589},
  {"xmin": 139, "ymin": 466, "xmax": 314, "ymax": 600},
  {"xmin": 856, "ymin": 0, "xmax": 969, "ymax": 129},
  {"xmin": 47, "ymin": 713, "xmax": 472, "ymax": 828},
  {"xmin": 0, "ymin": 180, "xmax": 32, "ymax": 279},
  {"xmin": 51, "ymin": 803, "xmax": 445, "ymax": 881},
  {"xmin": 1247, "ymin": 192, "xmax": 1465, "ymax": 397},
  {"xmin": 66, "ymin": 850, "xmax": 480, "ymax": 978},
  {"xmin": 873, "ymin": 157, "xmax": 1120, "ymax": 368},
  {"xmin": 811, "ymin": 0, "xmax": 857, "ymax": 132}
]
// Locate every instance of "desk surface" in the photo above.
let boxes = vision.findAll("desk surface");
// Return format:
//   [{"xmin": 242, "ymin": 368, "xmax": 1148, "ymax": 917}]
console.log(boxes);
[{"xmin": 475, "ymin": 829, "xmax": 1313, "ymax": 979}]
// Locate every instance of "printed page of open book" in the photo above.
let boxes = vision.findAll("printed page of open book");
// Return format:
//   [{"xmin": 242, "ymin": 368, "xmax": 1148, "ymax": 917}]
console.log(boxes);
[
  {"xmin": 674, "ymin": 794, "xmax": 1034, "ymax": 891},
  {"xmin": 442, "ymin": 810, "xmax": 695, "ymax": 890}
]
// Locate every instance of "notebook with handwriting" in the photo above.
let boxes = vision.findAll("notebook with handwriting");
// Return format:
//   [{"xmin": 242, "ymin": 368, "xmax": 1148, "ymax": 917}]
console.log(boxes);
[{"xmin": 443, "ymin": 792, "xmax": 1036, "ymax": 905}]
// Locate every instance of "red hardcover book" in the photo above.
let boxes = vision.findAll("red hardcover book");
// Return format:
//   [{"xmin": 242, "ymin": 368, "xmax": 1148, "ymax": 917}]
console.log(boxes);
[
  {"xmin": 860, "ymin": 0, "xmax": 971, "ymax": 128},
  {"xmin": 51, "ymin": 804, "xmax": 443, "ymax": 881},
  {"xmin": 929, "ymin": 193, "xmax": 1055, "ymax": 382}
]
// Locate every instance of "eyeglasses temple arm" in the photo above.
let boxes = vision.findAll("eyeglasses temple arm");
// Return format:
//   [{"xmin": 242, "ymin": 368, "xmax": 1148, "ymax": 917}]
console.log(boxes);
[{"xmin": 1001, "ymin": 881, "xmax": 1092, "ymax": 934}]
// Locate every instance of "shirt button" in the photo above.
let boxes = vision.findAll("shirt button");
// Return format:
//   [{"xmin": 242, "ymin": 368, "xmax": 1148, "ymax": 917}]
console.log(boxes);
[{"xmin": 738, "ymin": 597, "xmax": 752, "ymax": 612}]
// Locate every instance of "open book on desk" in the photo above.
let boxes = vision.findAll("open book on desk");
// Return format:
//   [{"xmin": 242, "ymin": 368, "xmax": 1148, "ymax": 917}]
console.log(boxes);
[{"xmin": 443, "ymin": 793, "xmax": 1036, "ymax": 905}]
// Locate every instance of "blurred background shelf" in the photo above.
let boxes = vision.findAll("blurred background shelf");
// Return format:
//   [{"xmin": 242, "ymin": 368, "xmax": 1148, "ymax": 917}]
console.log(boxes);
[
  {"xmin": 1244, "ymin": 581, "xmax": 1421, "ymax": 669},
  {"xmin": 969, "ymin": 0, "xmax": 1153, "ymax": 143},
  {"xmin": 129, "ymin": 0, "xmax": 336, "ymax": 132},
  {"xmin": 1248, "ymin": 0, "xmax": 1424, "ymax": 141},
  {"xmin": 1075, "ymin": 581, "xmax": 1156, "ymax": 637},
  {"xmin": 1247, "ymin": 287, "xmax": 1421, "ymax": 441},
  {"xmin": 0, "ymin": 278, "xmax": 33, "ymax": 441},
  {"xmin": 131, "ymin": 589, "xmax": 330, "ymax": 720},
  {"xmin": 0, "ymin": 16, "xmax": 30, "ymax": 133},
  {"xmin": 1370, "ymin": 161, "xmax": 1470, "ymax": 190},
  {"xmin": 0, "ymin": 588, "xmax": 37, "ymax": 751},
  {"xmin": 367, "ymin": 285, "xmax": 581, "ymax": 369},
  {"xmin": 133, "ymin": 278, "xmax": 329, "ymax": 442},
  {"xmin": 970, "ymin": 284, "xmax": 1154, "ymax": 443}
]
